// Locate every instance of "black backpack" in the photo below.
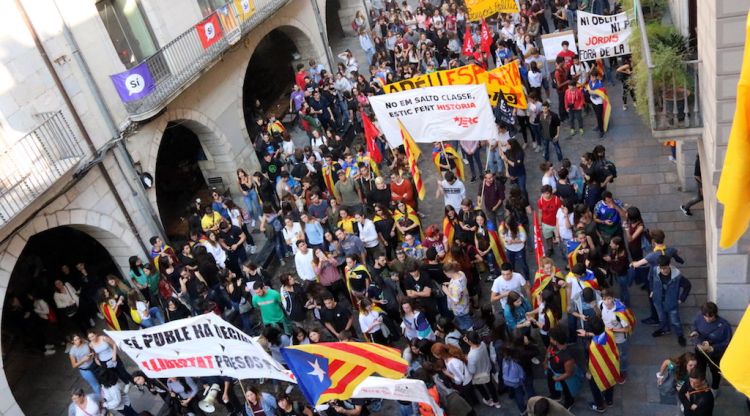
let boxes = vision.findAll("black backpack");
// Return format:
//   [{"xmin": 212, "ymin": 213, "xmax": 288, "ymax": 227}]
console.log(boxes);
[{"xmin": 605, "ymin": 160, "xmax": 618, "ymax": 180}]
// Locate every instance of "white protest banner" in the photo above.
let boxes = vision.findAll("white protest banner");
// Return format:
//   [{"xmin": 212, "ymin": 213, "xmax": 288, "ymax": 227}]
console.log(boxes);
[
  {"xmin": 368, "ymin": 84, "xmax": 499, "ymax": 148},
  {"xmin": 105, "ymin": 313, "xmax": 295, "ymax": 382},
  {"xmin": 540, "ymin": 30, "xmax": 577, "ymax": 61},
  {"xmin": 352, "ymin": 377, "xmax": 444, "ymax": 416},
  {"xmin": 577, "ymin": 11, "xmax": 632, "ymax": 60}
]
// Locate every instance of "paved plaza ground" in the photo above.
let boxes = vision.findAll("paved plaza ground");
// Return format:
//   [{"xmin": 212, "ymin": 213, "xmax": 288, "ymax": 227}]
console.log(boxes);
[{"xmin": 5, "ymin": 24, "xmax": 748, "ymax": 416}]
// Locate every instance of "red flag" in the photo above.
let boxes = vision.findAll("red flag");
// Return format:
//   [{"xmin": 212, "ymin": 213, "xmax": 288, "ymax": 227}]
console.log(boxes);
[
  {"xmin": 196, "ymin": 12, "xmax": 224, "ymax": 49},
  {"xmin": 361, "ymin": 112, "xmax": 383, "ymax": 164},
  {"xmin": 533, "ymin": 213, "xmax": 545, "ymax": 267},
  {"xmin": 462, "ymin": 24, "xmax": 475, "ymax": 56},
  {"xmin": 480, "ymin": 19, "xmax": 492, "ymax": 54}
]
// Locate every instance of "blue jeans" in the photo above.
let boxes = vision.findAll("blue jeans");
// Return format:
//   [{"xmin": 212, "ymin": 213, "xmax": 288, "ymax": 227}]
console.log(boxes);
[
  {"xmin": 510, "ymin": 384, "xmax": 528, "ymax": 412},
  {"xmin": 454, "ymin": 313, "xmax": 473, "ymax": 331},
  {"xmin": 487, "ymin": 147, "xmax": 504, "ymax": 174},
  {"xmin": 543, "ymin": 138, "xmax": 563, "ymax": 162},
  {"xmin": 530, "ymin": 124, "xmax": 542, "ymax": 147},
  {"xmin": 656, "ymin": 304, "xmax": 683, "ymax": 337},
  {"xmin": 506, "ymin": 249, "xmax": 530, "ymax": 280},
  {"xmin": 566, "ymin": 9, "xmax": 577, "ymax": 30},
  {"xmin": 618, "ymin": 340, "xmax": 629, "ymax": 376},
  {"xmin": 232, "ymin": 301, "xmax": 255, "ymax": 334},
  {"xmin": 510, "ymin": 173, "xmax": 527, "ymax": 196},
  {"xmin": 616, "ymin": 274, "xmax": 631, "ymax": 307},
  {"xmin": 78, "ymin": 367, "xmax": 100, "ymax": 393},
  {"xmin": 462, "ymin": 147, "xmax": 483, "ymax": 178},
  {"xmin": 243, "ymin": 190, "xmax": 261, "ymax": 223},
  {"xmin": 140, "ymin": 307, "xmax": 165, "ymax": 328}
]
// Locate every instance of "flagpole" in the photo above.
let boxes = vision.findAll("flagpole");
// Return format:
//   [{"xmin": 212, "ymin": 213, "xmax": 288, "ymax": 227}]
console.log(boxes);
[
  {"xmin": 479, "ymin": 141, "xmax": 491, "ymax": 212},
  {"xmin": 438, "ymin": 140, "xmax": 451, "ymax": 179}
]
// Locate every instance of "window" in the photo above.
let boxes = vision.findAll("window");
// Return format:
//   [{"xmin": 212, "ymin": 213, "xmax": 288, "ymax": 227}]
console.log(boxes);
[
  {"xmin": 97, "ymin": 0, "xmax": 158, "ymax": 68},
  {"xmin": 197, "ymin": 0, "xmax": 228, "ymax": 17}
]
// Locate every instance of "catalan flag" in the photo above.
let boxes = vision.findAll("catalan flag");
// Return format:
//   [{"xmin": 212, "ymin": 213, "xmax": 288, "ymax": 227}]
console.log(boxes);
[
  {"xmin": 578, "ymin": 269, "xmax": 600, "ymax": 291},
  {"xmin": 587, "ymin": 87, "xmax": 611, "ymax": 132},
  {"xmin": 281, "ymin": 342, "xmax": 408, "ymax": 405},
  {"xmin": 531, "ymin": 266, "xmax": 566, "ymax": 312},
  {"xmin": 717, "ymin": 12, "xmax": 750, "ymax": 248},
  {"xmin": 566, "ymin": 240, "xmax": 581, "ymax": 270},
  {"xmin": 394, "ymin": 204, "xmax": 423, "ymax": 240},
  {"xmin": 613, "ymin": 298, "xmax": 635, "ymax": 334},
  {"xmin": 533, "ymin": 214, "xmax": 545, "ymax": 267},
  {"xmin": 399, "ymin": 120, "xmax": 426, "ymax": 200},
  {"xmin": 431, "ymin": 143, "xmax": 465, "ymax": 181},
  {"xmin": 720, "ymin": 304, "xmax": 749, "ymax": 397},
  {"xmin": 322, "ymin": 164, "xmax": 340, "ymax": 201},
  {"xmin": 488, "ymin": 221, "xmax": 508, "ymax": 265},
  {"xmin": 588, "ymin": 330, "xmax": 620, "ymax": 391},
  {"xmin": 443, "ymin": 216, "xmax": 456, "ymax": 248}
]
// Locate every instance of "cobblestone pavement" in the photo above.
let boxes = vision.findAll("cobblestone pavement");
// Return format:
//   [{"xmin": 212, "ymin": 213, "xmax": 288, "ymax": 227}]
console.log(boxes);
[{"xmin": 7, "ymin": 23, "xmax": 748, "ymax": 416}]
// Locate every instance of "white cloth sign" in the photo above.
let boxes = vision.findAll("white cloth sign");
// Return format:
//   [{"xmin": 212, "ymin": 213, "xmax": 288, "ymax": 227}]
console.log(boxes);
[
  {"xmin": 105, "ymin": 313, "xmax": 295, "ymax": 382},
  {"xmin": 577, "ymin": 11, "xmax": 632, "ymax": 60},
  {"xmin": 368, "ymin": 85, "xmax": 499, "ymax": 148},
  {"xmin": 352, "ymin": 377, "xmax": 444, "ymax": 416},
  {"xmin": 540, "ymin": 30, "xmax": 577, "ymax": 61}
]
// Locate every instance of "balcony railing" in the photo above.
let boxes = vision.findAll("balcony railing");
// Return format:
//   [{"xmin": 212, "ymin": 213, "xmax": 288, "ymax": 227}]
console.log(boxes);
[
  {"xmin": 0, "ymin": 111, "xmax": 84, "ymax": 225},
  {"xmin": 634, "ymin": 0, "xmax": 702, "ymax": 137},
  {"xmin": 122, "ymin": 0, "xmax": 289, "ymax": 121}
]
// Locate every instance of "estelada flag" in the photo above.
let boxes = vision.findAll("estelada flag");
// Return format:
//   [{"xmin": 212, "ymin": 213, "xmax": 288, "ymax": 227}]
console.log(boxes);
[
  {"xmin": 488, "ymin": 221, "xmax": 509, "ymax": 264},
  {"xmin": 443, "ymin": 216, "xmax": 456, "ymax": 248},
  {"xmin": 566, "ymin": 240, "xmax": 581, "ymax": 270},
  {"xmin": 399, "ymin": 120, "xmax": 426, "ymax": 200},
  {"xmin": 587, "ymin": 86, "xmax": 611, "ymax": 132},
  {"xmin": 196, "ymin": 12, "xmax": 224, "ymax": 49},
  {"xmin": 480, "ymin": 19, "xmax": 492, "ymax": 54},
  {"xmin": 531, "ymin": 267, "xmax": 567, "ymax": 312},
  {"xmin": 720, "ymin": 305, "xmax": 746, "ymax": 397},
  {"xmin": 362, "ymin": 112, "xmax": 383, "ymax": 164},
  {"xmin": 281, "ymin": 342, "xmax": 408, "ymax": 405},
  {"xmin": 462, "ymin": 24, "xmax": 475, "ymax": 56},
  {"xmin": 613, "ymin": 298, "xmax": 635, "ymax": 334},
  {"xmin": 588, "ymin": 330, "xmax": 620, "ymax": 391},
  {"xmin": 717, "ymin": 12, "xmax": 750, "ymax": 248}
]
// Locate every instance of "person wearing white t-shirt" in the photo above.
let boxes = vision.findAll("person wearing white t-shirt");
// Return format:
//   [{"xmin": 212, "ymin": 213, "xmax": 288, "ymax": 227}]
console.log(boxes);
[
  {"xmin": 556, "ymin": 203, "xmax": 575, "ymax": 255},
  {"xmin": 490, "ymin": 263, "xmax": 530, "ymax": 310},
  {"xmin": 436, "ymin": 171, "xmax": 466, "ymax": 210},
  {"xmin": 294, "ymin": 240, "xmax": 316, "ymax": 283},
  {"xmin": 487, "ymin": 125, "xmax": 511, "ymax": 174},
  {"xmin": 599, "ymin": 288, "xmax": 630, "ymax": 382}
]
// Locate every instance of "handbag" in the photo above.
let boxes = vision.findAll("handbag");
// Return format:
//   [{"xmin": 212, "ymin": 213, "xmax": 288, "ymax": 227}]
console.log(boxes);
[
  {"xmin": 429, "ymin": 279, "xmax": 446, "ymax": 298},
  {"xmin": 351, "ymin": 20, "xmax": 358, "ymax": 31}
]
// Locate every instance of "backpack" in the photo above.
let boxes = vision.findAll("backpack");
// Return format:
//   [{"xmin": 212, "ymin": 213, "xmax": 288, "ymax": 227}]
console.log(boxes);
[
  {"xmin": 605, "ymin": 160, "xmax": 618, "ymax": 179},
  {"xmin": 502, "ymin": 358, "xmax": 525, "ymax": 388}
]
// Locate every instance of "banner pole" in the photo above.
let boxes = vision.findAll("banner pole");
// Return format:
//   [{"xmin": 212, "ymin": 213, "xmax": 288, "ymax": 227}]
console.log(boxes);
[
  {"xmin": 438, "ymin": 140, "xmax": 451, "ymax": 179},
  {"xmin": 479, "ymin": 142, "xmax": 491, "ymax": 210}
]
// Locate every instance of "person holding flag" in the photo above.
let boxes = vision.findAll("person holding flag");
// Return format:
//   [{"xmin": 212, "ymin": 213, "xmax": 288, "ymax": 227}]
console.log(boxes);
[
  {"xmin": 531, "ymin": 257, "xmax": 567, "ymax": 311},
  {"xmin": 600, "ymin": 288, "xmax": 634, "ymax": 384},
  {"xmin": 576, "ymin": 316, "xmax": 620, "ymax": 413},
  {"xmin": 361, "ymin": 111, "xmax": 384, "ymax": 167},
  {"xmin": 432, "ymin": 141, "xmax": 465, "ymax": 182},
  {"xmin": 586, "ymin": 69, "xmax": 611, "ymax": 139},
  {"xmin": 400, "ymin": 121, "xmax": 427, "ymax": 201}
]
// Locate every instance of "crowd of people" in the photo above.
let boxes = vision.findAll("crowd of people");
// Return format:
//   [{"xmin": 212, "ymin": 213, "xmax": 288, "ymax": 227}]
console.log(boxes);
[{"xmin": 1, "ymin": 0, "xmax": 737, "ymax": 415}]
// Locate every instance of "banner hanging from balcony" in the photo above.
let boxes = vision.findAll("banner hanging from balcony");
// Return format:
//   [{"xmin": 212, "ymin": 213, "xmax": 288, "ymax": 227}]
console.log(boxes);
[
  {"xmin": 369, "ymin": 84, "xmax": 499, "ymax": 148},
  {"xmin": 196, "ymin": 12, "xmax": 224, "ymax": 49},
  {"xmin": 233, "ymin": 0, "xmax": 256, "ymax": 21},
  {"xmin": 576, "ymin": 11, "xmax": 632, "ymax": 60},
  {"xmin": 110, "ymin": 62, "xmax": 156, "ymax": 103}
]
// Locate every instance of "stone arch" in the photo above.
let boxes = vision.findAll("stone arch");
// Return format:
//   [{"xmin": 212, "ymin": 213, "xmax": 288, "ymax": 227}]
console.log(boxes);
[
  {"xmin": 235, "ymin": 17, "xmax": 327, "ymax": 142},
  {"xmin": 323, "ymin": 0, "xmax": 366, "ymax": 38},
  {"xmin": 144, "ymin": 108, "xmax": 236, "ymax": 219},
  {"xmin": 0, "ymin": 210, "xmax": 139, "ymax": 416}
]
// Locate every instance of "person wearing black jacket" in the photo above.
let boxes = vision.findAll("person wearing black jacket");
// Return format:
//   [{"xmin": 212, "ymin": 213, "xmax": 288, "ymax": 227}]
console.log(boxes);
[
  {"xmin": 690, "ymin": 302, "xmax": 733, "ymax": 392},
  {"xmin": 678, "ymin": 369, "xmax": 714, "ymax": 416},
  {"xmin": 540, "ymin": 101, "xmax": 563, "ymax": 163}
]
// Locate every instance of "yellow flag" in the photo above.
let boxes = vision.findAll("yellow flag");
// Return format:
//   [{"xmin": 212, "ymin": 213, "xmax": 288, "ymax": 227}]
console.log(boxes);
[
  {"xmin": 398, "ymin": 120, "xmax": 426, "ymax": 200},
  {"xmin": 719, "ymin": 305, "xmax": 750, "ymax": 398},
  {"xmin": 717, "ymin": 12, "xmax": 750, "ymax": 248}
]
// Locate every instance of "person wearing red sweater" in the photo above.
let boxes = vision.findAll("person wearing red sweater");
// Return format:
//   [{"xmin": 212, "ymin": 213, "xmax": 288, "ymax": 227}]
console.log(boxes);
[
  {"xmin": 390, "ymin": 171, "xmax": 416, "ymax": 210},
  {"xmin": 564, "ymin": 82, "xmax": 585, "ymax": 136}
]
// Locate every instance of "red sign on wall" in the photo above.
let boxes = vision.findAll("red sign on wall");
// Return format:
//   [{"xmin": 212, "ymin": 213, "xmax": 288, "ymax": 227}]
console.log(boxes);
[{"xmin": 195, "ymin": 13, "xmax": 224, "ymax": 49}]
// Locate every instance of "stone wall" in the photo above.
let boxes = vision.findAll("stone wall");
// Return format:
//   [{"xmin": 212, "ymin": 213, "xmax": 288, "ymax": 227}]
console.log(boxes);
[{"xmin": 697, "ymin": 0, "xmax": 750, "ymax": 325}]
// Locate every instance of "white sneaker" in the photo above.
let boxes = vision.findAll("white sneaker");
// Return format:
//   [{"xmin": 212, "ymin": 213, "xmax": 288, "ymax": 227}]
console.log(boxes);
[
  {"xmin": 493, "ymin": 401, "xmax": 502, "ymax": 408},
  {"xmin": 124, "ymin": 383, "xmax": 131, "ymax": 394},
  {"xmin": 44, "ymin": 349, "xmax": 56, "ymax": 356},
  {"xmin": 463, "ymin": 158, "xmax": 469, "ymax": 164},
  {"xmin": 89, "ymin": 318, "xmax": 96, "ymax": 327},
  {"xmin": 531, "ymin": 357, "xmax": 541, "ymax": 365},
  {"xmin": 668, "ymin": 155, "xmax": 677, "ymax": 163},
  {"xmin": 97, "ymin": 312, "xmax": 104, "ymax": 320},
  {"xmin": 285, "ymin": 385, "xmax": 294, "ymax": 394},
  {"xmin": 44, "ymin": 344, "xmax": 55, "ymax": 350},
  {"xmin": 251, "ymin": 219, "xmax": 257, "ymax": 228},
  {"xmin": 250, "ymin": 245, "xmax": 257, "ymax": 254},
  {"xmin": 482, "ymin": 399, "xmax": 493, "ymax": 407}
]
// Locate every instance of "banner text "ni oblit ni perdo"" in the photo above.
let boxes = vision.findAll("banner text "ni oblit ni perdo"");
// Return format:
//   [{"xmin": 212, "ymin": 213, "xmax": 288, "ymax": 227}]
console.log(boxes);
[{"xmin": 577, "ymin": 11, "xmax": 632, "ymax": 60}]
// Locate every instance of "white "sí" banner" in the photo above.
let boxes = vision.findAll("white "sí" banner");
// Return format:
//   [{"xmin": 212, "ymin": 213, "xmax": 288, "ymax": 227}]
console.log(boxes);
[{"xmin": 368, "ymin": 84, "xmax": 499, "ymax": 148}]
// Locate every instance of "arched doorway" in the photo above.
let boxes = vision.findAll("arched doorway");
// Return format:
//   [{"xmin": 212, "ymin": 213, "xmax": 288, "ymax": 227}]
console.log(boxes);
[
  {"xmin": 1, "ymin": 226, "xmax": 123, "ymax": 415},
  {"xmin": 242, "ymin": 26, "xmax": 315, "ymax": 139},
  {"xmin": 326, "ymin": 0, "xmax": 346, "ymax": 43},
  {"xmin": 154, "ymin": 121, "xmax": 208, "ymax": 241}
]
